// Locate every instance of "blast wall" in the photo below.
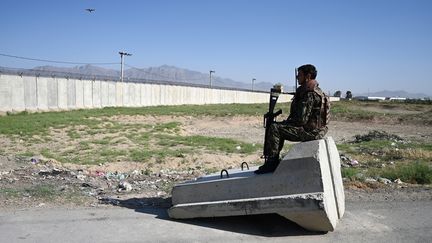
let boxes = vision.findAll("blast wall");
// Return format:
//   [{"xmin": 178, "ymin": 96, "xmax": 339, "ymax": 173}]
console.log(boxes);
[{"xmin": 0, "ymin": 73, "xmax": 299, "ymax": 112}]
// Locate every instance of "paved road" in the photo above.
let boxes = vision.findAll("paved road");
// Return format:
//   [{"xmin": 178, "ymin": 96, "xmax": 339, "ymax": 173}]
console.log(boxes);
[{"xmin": 1, "ymin": 200, "xmax": 431, "ymax": 243}]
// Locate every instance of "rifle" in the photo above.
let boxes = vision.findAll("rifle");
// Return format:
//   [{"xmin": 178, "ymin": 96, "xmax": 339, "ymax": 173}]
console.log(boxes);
[
  {"xmin": 285, "ymin": 68, "xmax": 298, "ymax": 95},
  {"xmin": 263, "ymin": 84, "xmax": 283, "ymax": 158}
]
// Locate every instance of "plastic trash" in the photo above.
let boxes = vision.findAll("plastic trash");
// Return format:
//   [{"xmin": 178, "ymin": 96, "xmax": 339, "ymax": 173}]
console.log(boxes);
[{"xmin": 350, "ymin": 160, "xmax": 359, "ymax": 166}]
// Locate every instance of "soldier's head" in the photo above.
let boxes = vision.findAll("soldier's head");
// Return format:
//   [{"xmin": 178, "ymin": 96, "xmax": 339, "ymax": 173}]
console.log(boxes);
[
  {"xmin": 297, "ymin": 64, "xmax": 318, "ymax": 79},
  {"xmin": 297, "ymin": 64, "xmax": 317, "ymax": 85}
]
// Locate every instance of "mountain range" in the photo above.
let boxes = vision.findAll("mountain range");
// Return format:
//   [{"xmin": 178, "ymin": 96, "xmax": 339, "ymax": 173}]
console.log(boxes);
[
  {"xmin": 32, "ymin": 64, "xmax": 285, "ymax": 92},
  {"xmin": 355, "ymin": 90, "xmax": 431, "ymax": 99}
]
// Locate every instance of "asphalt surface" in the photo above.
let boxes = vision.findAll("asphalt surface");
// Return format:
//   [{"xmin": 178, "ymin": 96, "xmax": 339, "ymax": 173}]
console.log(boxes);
[{"xmin": 0, "ymin": 200, "xmax": 431, "ymax": 243}]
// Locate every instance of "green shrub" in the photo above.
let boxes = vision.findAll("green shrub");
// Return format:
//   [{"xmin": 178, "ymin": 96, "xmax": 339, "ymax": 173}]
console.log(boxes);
[
  {"xmin": 341, "ymin": 167, "xmax": 360, "ymax": 180},
  {"xmin": 379, "ymin": 162, "xmax": 432, "ymax": 184}
]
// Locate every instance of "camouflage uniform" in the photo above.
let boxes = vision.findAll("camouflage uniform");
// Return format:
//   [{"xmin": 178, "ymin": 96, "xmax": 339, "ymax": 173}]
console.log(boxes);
[{"xmin": 264, "ymin": 80, "xmax": 328, "ymax": 158}]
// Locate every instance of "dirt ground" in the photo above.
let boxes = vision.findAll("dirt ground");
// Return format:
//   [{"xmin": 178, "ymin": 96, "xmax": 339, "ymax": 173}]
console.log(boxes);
[
  {"xmin": 181, "ymin": 115, "xmax": 432, "ymax": 144},
  {"xmin": 1, "ymin": 113, "xmax": 431, "ymax": 210}
]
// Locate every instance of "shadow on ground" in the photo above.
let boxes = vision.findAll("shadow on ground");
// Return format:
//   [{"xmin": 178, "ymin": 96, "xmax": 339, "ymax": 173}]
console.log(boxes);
[{"xmin": 99, "ymin": 196, "xmax": 325, "ymax": 237}]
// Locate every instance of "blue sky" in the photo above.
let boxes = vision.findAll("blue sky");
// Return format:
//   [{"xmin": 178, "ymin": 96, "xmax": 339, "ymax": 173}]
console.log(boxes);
[{"xmin": 1, "ymin": 0, "xmax": 431, "ymax": 95}]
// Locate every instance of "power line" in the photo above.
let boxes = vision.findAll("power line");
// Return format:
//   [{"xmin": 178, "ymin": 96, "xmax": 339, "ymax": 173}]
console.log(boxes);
[
  {"xmin": 0, "ymin": 52, "xmax": 218, "ymax": 85},
  {"xmin": 0, "ymin": 52, "xmax": 119, "ymax": 65},
  {"xmin": 1, "ymin": 52, "xmax": 207, "ymax": 82}
]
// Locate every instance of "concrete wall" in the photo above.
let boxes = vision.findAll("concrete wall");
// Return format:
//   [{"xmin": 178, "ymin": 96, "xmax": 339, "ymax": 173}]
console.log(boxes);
[{"xmin": 0, "ymin": 73, "xmax": 295, "ymax": 112}]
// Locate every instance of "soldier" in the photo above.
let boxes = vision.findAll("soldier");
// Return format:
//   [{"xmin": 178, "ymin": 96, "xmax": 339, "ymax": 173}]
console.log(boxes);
[{"xmin": 255, "ymin": 64, "xmax": 329, "ymax": 174}]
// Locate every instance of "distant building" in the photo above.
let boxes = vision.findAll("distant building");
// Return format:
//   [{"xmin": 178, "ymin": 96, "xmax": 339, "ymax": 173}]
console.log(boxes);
[
  {"xmin": 367, "ymin": 96, "xmax": 386, "ymax": 101},
  {"xmin": 352, "ymin": 96, "xmax": 368, "ymax": 101},
  {"xmin": 353, "ymin": 96, "xmax": 406, "ymax": 101},
  {"xmin": 387, "ymin": 97, "xmax": 406, "ymax": 101}
]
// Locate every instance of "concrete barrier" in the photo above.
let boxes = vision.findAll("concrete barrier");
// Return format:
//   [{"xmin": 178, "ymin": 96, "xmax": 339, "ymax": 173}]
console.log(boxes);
[
  {"xmin": 168, "ymin": 137, "xmax": 345, "ymax": 232},
  {"xmin": 58, "ymin": 78, "xmax": 68, "ymax": 109},
  {"xmin": 23, "ymin": 76, "xmax": 37, "ymax": 110},
  {"xmin": 0, "ymin": 73, "xmax": 301, "ymax": 112},
  {"xmin": 11, "ymin": 75, "xmax": 25, "ymax": 111},
  {"xmin": 47, "ymin": 77, "xmax": 58, "ymax": 109}
]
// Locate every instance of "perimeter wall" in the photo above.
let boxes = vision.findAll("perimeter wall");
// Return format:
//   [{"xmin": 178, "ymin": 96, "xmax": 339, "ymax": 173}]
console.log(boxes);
[{"xmin": 0, "ymin": 73, "xmax": 299, "ymax": 112}]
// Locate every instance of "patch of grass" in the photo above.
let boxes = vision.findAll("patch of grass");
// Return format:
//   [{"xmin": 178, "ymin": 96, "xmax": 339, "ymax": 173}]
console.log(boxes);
[
  {"xmin": 338, "ymin": 140, "xmax": 432, "ymax": 161},
  {"xmin": 40, "ymin": 148, "xmax": 56, "ymax": 159},
  {"xmin": 1, "ymin": 185, "xmax": 91, "ymax": 205},
  {"xmin": 110, "ymin": 137, "xmax": 127, "ymax": 144},
  {"xmin": 76, "ymin": 154, "xmax": 104, "ymax": 165},
  {"xmin": 57, "ymin": 147, "xmax": 127, "ymax": 165},
  {"xmin": 138, "ymin": 103, "xmax": 269, "ymax": 117},
  {"xmin": 126, "ymin": 133, "xmax": 150, "ymax": 145},
  {"xmin": 5, "ymin": 108, "xmax": 263, "ymax": 169},
  {"xmin": 40, "ymin": 148, "xmax": 64, "ymax": 162},
  {"xmin": 370, "ymin": 162, "xmax": 432, "ymax": 184},
  {"xmin": 99, "ymin": 148, "xmax": 127, "ymax": 158},
  {"xmin": 152, "ymin": 122, "xmax": 181, "ymax": 133},
  {"xmin": 105, "ymin": 124, "xmax": 124, "ymax": 133},
  {"xmin": 129, "ymin": 149, "xmax": 152, "ymax": 162},
  {"xmin": 336, "ymin": 143, "xmax": 355, "ymax": 153},
  {"xmin": 0, "ymin": 188, "xmax": 21, "ymax": 197},
  {"xmin": 124, "ymin": 123, "xmax": 151, "ymax": 130},
  {"xmin": 85, "ymin": 129, "xmax": 101, "ymax": 135},
  {"xmin": 163, "ymin": 148, "xmax": 194, "ymax": 158},
  {"xmin": 0, "ymin": 103, "xmax": 276, "ymax": 138},
  {"xmin": 17, "ymin": 151, "xmax": 35, "ymax": 157},
  {"xmin": 0, "ymin": 110, "xmax": 99, "ymax": 137},
  {"xmin": 1, "ymin": 185, "xmax": 58, "ymax": 199},
  {"xmin": 61, "ymin": 148, "xmax": 79, "ymax": 156},
  {"xmin": 342, "ymin": 167, "xmax": 363, "ymax": 181},
  {"xmin": 331, "ymin": 100, "xmax": 432, "ymax": 125},
  {"xmin": 30, "ymin": 137, "xmax": 46, "ymax": 143},
  {"xmin": 356, "ymin": 140, "xmax": 393, "ymax": 151},
  {"xmin": 67, "ymin": 129, "xmax": 82, "ymax": 139},
  {"xmin": 338, "ymin": 132, "xmax": 432, "ymax": 184},
  {"xmin": 156, "ymin": 134, "xmax": 260, "ymax": 154},
  {"xmin": 128, "ymin": 147, "xmax": 193, "ymax": 162},
  {"xmin": 397, "ymin": 142, "xmax": 432, "ymax": 151},
  {"xmin": 25, "ymin": 184, "xmax": 58, "ymax": 198},
  {"xmin": 78, "ymin": 141, "xmax": 92, "ymax": 150},
  {"xmin": 60, "ymin": 155, "xmax": 82, "ymax": 164},
  {"xmin": 204, "ymin": 167, "xmax": 220, "ymax": 174},
  {"xmin": 331, "ymin": 104, "xmax": 377, "ymax": 121},
  {"xmin": 90, "ymin": 137, "xmax": 112, "ymax": 145}
]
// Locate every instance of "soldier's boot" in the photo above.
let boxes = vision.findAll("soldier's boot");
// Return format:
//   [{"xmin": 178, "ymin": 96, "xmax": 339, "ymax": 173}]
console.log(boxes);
[{"xmin": 254, "ymin": 156, "xmax": 280, "ymax": 174}]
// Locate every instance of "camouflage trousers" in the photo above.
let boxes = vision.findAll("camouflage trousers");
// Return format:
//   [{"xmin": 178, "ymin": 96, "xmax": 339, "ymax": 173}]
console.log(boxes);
[{"xmin": 264, "ymin": 122, "xmax": 328, "ymax": 157}]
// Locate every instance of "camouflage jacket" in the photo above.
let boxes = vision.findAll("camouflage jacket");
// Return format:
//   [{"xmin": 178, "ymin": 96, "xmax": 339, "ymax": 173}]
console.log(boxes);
[{"xmin": 286, "ymin": 80, "xmax": 327, "ymax": 132}]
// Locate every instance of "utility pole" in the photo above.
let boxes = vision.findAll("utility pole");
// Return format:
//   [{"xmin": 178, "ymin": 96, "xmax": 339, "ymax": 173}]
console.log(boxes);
[
  {"xmin": 119, "ymin": 51, "xmax": 132, "ymax": 82},
  {"xmin": 252, "ymin": 78, "xmax": 256, "ymax": 91},
  {"xmin": 209, "ymin": 70, "xmax": 215, "ymax": 88}
]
